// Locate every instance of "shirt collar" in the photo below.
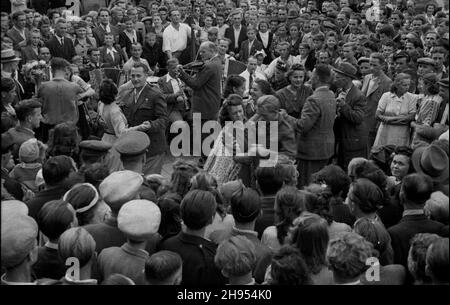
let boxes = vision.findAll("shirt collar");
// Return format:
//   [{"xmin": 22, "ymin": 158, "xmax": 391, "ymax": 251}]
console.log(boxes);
[
  {"xmin": 121, "ymin": 242, "xmax": 149, "ymax": 259},
  {"xmin": 1, "ymin": 274, "xmax": 37, "ymax": 285},
  {"xmin": 166, "ymin": 74, "xmax": 177, "ymax": 82},
  {"xmin": 232, "ymin": 227, "xmax": 258, "ymax": 237},
  {"xmin": 403, "ymin": 209, "xmax": 425, "ymax": 217},
  {"xmin": 64, "ymin": 274, "xmax": 98, "ymax": 285}
]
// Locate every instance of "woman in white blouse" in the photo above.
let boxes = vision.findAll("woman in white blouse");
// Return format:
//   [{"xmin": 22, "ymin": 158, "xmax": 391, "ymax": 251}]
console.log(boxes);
[
  {"xmin": 97, "ymin": 79, "xmax": 150, "ymax": 171},
  {"xmin": 257, "ymin": 20, "xmax": 273, "ymax": 65},
  {"xmin": 373, "ymin": 73, "xmax": 418, "ymax": 149}
]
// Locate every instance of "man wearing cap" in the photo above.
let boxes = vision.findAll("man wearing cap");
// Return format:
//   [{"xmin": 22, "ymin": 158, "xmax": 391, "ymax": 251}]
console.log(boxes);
[
  {"xmin": 1, "ymin": 213, "xmax": 40, "ymax": 284},
  {"xmin": 388, "ymin": 173, "xmax": 446, "ymax": 267},
  {"xmin": 1, "ymin": 49, "xmax": 25, "ymax": 102},
  {"xmin": 97, "ymin": 199, "xmax": 161, "ymax": 284},
  {"xmin": 417, "ymin": 57, "xmax": 437, "ymax": 78},
  {"xmin": 115, "ymin": 130, "xmax": 150, "ymax": 174},
  {"xmin": 79, "ymin": 140, "xmax": 112, "ymax": 168},
  {"xmin": 333, "ymin": 62, "xmax": 368, "ymax": 170},
  {"xmin": 284, "ymin": 64, "xmax": 336, "ymax": 187},
  {"xmin": 414, "ymin": 78, "xmax": 449, "ymax": 142}
]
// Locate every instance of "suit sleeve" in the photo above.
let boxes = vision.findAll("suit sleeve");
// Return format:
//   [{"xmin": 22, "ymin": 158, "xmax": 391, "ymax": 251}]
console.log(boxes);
[
  {"xmin": 158, "ymin": 79, "xmax": 178, "ymax": 105},
  {"xmin": 294, "ymin": 97, "xmax": 320, "ymax": 134},
  {"xmin": 179, "ymin": 64, "xmax": 215, "ymax": 90},
  {"xmin": 339, "ymin": 94, "xmax": 366, "ymax": 124},
  {"xmin": 92, "ymin": 28, "xmax": 101, "ymax": 46},
  {"xmin": 147, "ymin": 91, "xmax": 169, "ymax": 134}
]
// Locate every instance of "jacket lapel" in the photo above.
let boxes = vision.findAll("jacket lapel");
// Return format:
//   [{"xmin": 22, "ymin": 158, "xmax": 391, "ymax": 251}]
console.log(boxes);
[{"xmin": 130, "ymin": 85, "xmax": 148, "ymax": 118}]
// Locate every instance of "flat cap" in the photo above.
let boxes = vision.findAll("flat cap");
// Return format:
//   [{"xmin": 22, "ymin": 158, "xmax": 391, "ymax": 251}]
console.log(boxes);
[
  {"xmin": 79, "ymin": 140, "xmax": 112, "ymax": 158},
  {"xmin": 1, "ymin": 200, "xmax": 29, "ymax": 218},
  {"xmin": 118, "ymin": 199, "xmax": 161, "ymax": 241},
  {"xmin": 1, "ymin": 214, "xmax": 38, "ymax": 268},
  {"xmin": 323, "ymin": 20, "xmax": 335, "ymax": 29},
  {"xmin": 393, "ymin": 51, "xmax": 410, "ymax": 61},
  {"xmin": 115, "ymin": 131, "xmax": 150, "ymax": 157},
  {"xmin": 438, "ymin": 77, "xmax": 449, "ymax": 88},
  {"xmin": 99, "ymin": 170, "xmax": 144, "ymax": 211},
  {"xmin": 417, "ymin": 57, "xmax": 436, "ymax": 66}
]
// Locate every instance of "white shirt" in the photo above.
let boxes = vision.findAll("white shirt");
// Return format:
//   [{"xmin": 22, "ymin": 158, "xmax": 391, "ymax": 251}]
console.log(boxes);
[
  {"xmin": 166, "ymin": 73, "xmax": 181, "ymax": 94},
  {"xmin": 239, "ymin": 69, "xmax": 267, "ymax": 97},
  {"xmin": 264, "ymin": 56, "xmax": 296, "ymax": 79},
  {"xmin": 162, "ymin": 23, "xmax": 191, "ymax": 53},
  {"xmin": 259, "ymin": 31, "xmax": 269, "ymax": 48},
  {"xmin": 233, "ymin": 25, "xmax": 242, "ymax": 49},
  {"xmin": 106, "ymin": 47, "xmax": 118, "ymax": 61}
]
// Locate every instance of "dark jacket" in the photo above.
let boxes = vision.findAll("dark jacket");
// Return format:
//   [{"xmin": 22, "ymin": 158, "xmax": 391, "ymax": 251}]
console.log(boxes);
[
  {"xmin": 178, "ymin": 56, "xmax": 222, "ymax": 120},
  {"xmin": 120, "ymin": 83, "xmax": 169, "ymax": 156},
  {"xmin": 289, "ymin": 86, "xmax": 337, "ymax": 160},
  {"xmin": 304, "ymin": 50, "xmax": 317, "ymax": 72},
  {"xmin": 255, "ymin": 196, "xmax": 275, "ymax": 239},
  {"xmin": 388, "ymin": 213, "xmax": 445, "ymax": 267},
  {"xmin": 119, "ymin": 30, "xmax": 144, "ymax": 58},
  {"xmin": 6, "ymin": 27, "xmax": 29, "ymax": 50},
  {"xmin": 45, "ymin": 35, "xmax": 76, "ymax": 62},
  {"xmin": 238, "ymin": 39, "xmax": 263, "ymax": 63},
  {"xmin": 360, "ymin": 72, "xmax": 392, "ymax": 145},
  {"xmin": 33, "ymin": 246, "xmax": 66, "ymax": 280},
  {"xmin": 99, "ymin": 46, "xmax": 124, "ymax": 68},
  {"xmin": 224, "ymin": 25, "xmax": 248, "ymax": 55},
  {"xmin": 92, "ymin": 24, "xmax": 119, "ymax": 47},
  {"xmin": 20, "ymin": 45, "xmax": 39, "ymax": 64},
  {"xmin": 334, "ymin": 85, "xmax": 368, "ymax": 169},
  {"xmin": 25, "ymin": 185, "xmax": 69, "ymax": 220},
  {"xmin": 157, "ymin": 74, "xmax": 186, "ymax": 114},
  {"xmin": 142, "ymin": 42, "xmax": 166, "ymax": 72},
  {"xmin": 1, "ymin": 168, "xmax": 24, "ymax": 200},
  {"xmin": 159, "ymin": 232, "xmax": 226, "ymax": 286},
  {"xmin": 256, "ymin": 31, "xmax": 274, "ymax": 64}
]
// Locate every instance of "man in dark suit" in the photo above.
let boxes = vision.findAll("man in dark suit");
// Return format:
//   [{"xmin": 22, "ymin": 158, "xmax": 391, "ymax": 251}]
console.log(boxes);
[
  {"xmin": 388, "ymin": 174, "xmax": 445, "ymax": 268},
  {"xmin": 120, "ymin": 62, "xmax": 169, "ymax": 175},
  {"xmin": 93, "ymin": 8, "xmax": 119, "ymax": 47},
  {"xmin": 6, "ymin": 11, "xmax": 29, "ymax": 51},
  {"xmin": 45, "ymin": 18, "xmax": 76, "ymax": 62},
  {"xmin": 224, "ymin": 10, "xmax": 247, "ymax": 56},
  {"xmin": 333, "ymin": 62, "xmax": 368, "ymax": 170},
  {"xmin": 238, "ymin": 26, "xmax": 263, "ymax": 63},
  {"xmin": 361, "ymin": 52, "xmax": 392, "ymax": 150},
  {"xmin": 286, "ymin": 64, "xmax": 337, "ymax": 188}
]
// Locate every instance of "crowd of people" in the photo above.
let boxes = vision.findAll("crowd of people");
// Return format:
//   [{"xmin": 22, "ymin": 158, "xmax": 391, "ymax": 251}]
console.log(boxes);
[{"xmin": 1, "ymin": 0, "xmax": 449, "ymax": 285}]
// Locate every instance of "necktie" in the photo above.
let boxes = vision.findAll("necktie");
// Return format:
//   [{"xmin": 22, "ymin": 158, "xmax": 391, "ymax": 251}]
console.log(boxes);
[
  {"xmin": 60, "ymin": 37, "xmax": 64, "ymax": 46},
  {"xmin": 249, "ymin": 73, "xmax": 254, "ymax": 90}
]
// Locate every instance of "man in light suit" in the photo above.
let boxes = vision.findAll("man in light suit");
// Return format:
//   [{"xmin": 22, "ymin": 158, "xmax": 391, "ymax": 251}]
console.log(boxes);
[
  {"xmin": 120, "ymin": 62, "xmax": 169, "ymax": 175},
  {"xmin": 285, "ymin": 64, "xmax": 337, "ymax": 188},
  {"xmin": 224, "ymin": 10, "xmax": 247, "ymax": 57},
  {"xmin": 361, "ymin": 52, "xmax": 392, "ymax": 150},
  {"xmin": 239, "ymin": 56, "xmax": 266, "ymax": 98},
  {"xmin": 7, "ymin": 11, "xmax": 29, "ymax": 51},
  {"xmin": 333, "ymin": 62, "xmax": 368, "ymax": 170},
  {"xmin": 44, "ymin": 18, "xmax": 76, "ymax": 62}
]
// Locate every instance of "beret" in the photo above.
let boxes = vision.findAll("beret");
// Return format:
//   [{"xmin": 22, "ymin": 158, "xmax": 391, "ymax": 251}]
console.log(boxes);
[
  {"xmin": 99, "ymin": 170, "xmax": 143, "ymax": 211},
  {"xmin": 19, "ymin": 138, "xmax": 40, "ymax": 163},
  {"xmin": 118, "ymin": 199, "xmax": 161, "ymax": 241},
  {"xmin": 115, "ymin": 131, "xmax": 150, "ymax": 156},
  {"xmin": 393, "ymin": 51, "xmax": 410, "ymax": 61},
  {"xmin": 1, "ymin": 215, "xmax": 38, "ymax": 268},
  {"xmin": 1, "ymin": 200, "xmax": 29, "ymax": 218},
  {"xmin": 79, "ymin": 140, "xmax": 112, "ymax": 154}
]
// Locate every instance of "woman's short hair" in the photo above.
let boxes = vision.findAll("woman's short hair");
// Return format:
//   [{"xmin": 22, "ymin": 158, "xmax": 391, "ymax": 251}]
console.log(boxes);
[
  {"xmin": 219, "ymin": 94, "xmax": 244, "ymax": 126},
  {"xmin": 42, "ymin": 155, "xmax": 74, "ymax": 186},
  {"xmin": 353, "ymin": 161, "xmax": 387, "ymax": 194},
  {"xmin": 426, "ymin": 237, "xmax": 449, "ymax": 284},
  {"xmin": 37, "ymin": 200, "xmax": 74, "ymax": 240},
  {"xmin": 156, "ymin": 197, "xmax": 181, "ymax": 238},
  {"xmin": 391, "ymin": 73, "xmax": 411, "ymax": 94},
  {"xmin": 311, "ymin": 164, "xmax": 351, "ymax": 197},
  {"xmin": 408, "ymin": 233, "xmax": 440, "ymax": 284},
  {"xmin": 286, "ymin": 63, "xmax": 306, "ymax": 83},
  {"xmin": 253, "ymin": 79, "xmax": 275, "ymax": 95},
  {"xmin": 99, "ymin": 78, "xmax": 118, "ymax": 105},
  {"xmin": 82, "ymin": 162, "xmax": 110, "ymax": 189},
  {"xmin": 350, "ymin": 178, "xmax": 384, "ymax": 214},
  {"xmin": 215, "ymin": 235, "xmax": 256, "ymax": 277},
  {"xmin": 63, "ymin": 183, "xmax": 99, "ymax": 226},
  {"xmin": 169, "ymin": 160, "xmax": 199, "ymax": 199},
  {"xmin": 223, "ymin": 74, "xmax": 246, "ymax": 99},
  {"xmin": 353, "ymin": 217, "xmax": 393, "ymax": 265},
  {"xmin": 270, "ymin": 245, "xmax": 311, "ymax": 285},
  {"xmin": 47, "ymin": 122, "xmax": 80, "ymax": 161},
  {"xmin": 180, "ymin": 190, "xmax": 216, "ymax": 230},
  {"xmin": 422, "ymin": 72, "xmax": 440, "ymax": 95},
  {"xmin": 144, "ymin": 250, "xmax": 182, "ymax": 284},
  {"xmin": 289, "ymin": 213, "xmax": 329, "ymax": 274},
  {"xmin": 255, "ymin": 166, "xmax": 284, "ymax": 195},
  {"xmin": 59, "ymin": 227, "xmax": 96, "ymax": 268},
  {"xmin": 327, "ymin": 232, "xmax": 374, "ymax": 280}
]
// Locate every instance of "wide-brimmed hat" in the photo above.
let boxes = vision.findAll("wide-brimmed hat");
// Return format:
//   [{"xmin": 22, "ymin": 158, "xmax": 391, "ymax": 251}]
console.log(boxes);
[
  {"xmin": 1, "ymin": 49, "xmax": 21, "ymax": 63},
  {"xmin": 332, "ymin": 62, "xmax": 358, "ymax": 79},
  {"xmin": 412, "ymin": 144, "xmax": 449, "ymax": 183}
]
